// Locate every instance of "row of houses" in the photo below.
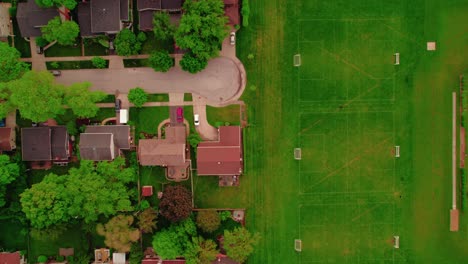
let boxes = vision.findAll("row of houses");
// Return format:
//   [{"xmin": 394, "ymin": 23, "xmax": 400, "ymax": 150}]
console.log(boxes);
[
  {"xmin": 4, "ymin": 124, "xmax": 242, "ymax": 178},
  {"xmin": 15, "ymin": 0, "xmax": 240, "ymax": 38}
]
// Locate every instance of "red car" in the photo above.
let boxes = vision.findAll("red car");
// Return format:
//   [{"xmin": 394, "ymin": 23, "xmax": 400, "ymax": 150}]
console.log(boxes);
[{"xmin": 176, "ymin": 107, "xmax": 184, "ymax": 123}]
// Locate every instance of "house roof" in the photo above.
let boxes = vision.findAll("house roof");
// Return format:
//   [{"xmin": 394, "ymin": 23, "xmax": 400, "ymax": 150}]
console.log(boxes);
[
  {"xmin": 224, "ymin": 5, "xmax": 239, "ymax": 26},
  {"xmin": 165, "ymin": 126, "xmax": 186, "ymax": 144},
  {"xmin": 224, "ymin": 0, "xmax": 238, "ymax": 5},
  {"xmin": 51, "ymin": 126, "xmax": 69, "ymax": 160},
  {"xmin": 0, "ymin": 252, "xmax": 20, "ymax": 264},
  {"xmin": 197, "ymin": 126, "xmax": 243, "ymax": 175},
  {"xmin": 120, "ymin": 0, "xmax": 129, "ymax": 20},
  {"xmin": 79, "ymin": 133, "xmax": 115, "ymax": 161},
  {"xmin": 138, "ymin": 0, "xmax": 161, "ymax": 10},
  {"xmin": 16, "ymin": 0, "xmax": 58, "ymax": 37},
  {"xmin": 138, "ymin": 139, "xmax": 186, "ymax": 166},
  {"xmin": 85, "ymin": 125, "xmax": 130, "ymax": 149},
  {"xmin": 0, "ymin": 127, "xmax": 14, "ymax": 151},
  {"xmin": 90, "ymin": 0, "xmax": 121, "ymax": 33},
  {"xmin": 138, "ymin": 10, "xmax": 154, "ymax": 31},
  {"xmin": 162, "ymin": 0, "xmax": 182, "ymax": 10},
  {"xmin": 77, "ymin": 2, "xmax": 96, "ymax": 37},
  {"xmin": 21, "ymin": 127, "xmax": 51, "ymax": 161}
]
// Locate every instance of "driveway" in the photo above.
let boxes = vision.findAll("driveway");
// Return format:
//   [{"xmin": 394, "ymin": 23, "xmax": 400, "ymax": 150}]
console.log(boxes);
[{"xmin": 54, "ymin": 56, "xmax": 243, "ymax": 106}]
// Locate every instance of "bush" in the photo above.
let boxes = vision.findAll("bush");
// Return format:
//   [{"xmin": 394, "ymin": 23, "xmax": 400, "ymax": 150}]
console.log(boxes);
[
  {"xmin": 38, "ymin": 256, "xmax": 48, "ymax": 263},
  {"xmin": 249, "ymin": 85, "xmax": 257, "ymax": 91},
  {"xmin": 140, "ymin": 200, "xmax": 150, "ymax": 211},
  {"xmin": 137, "ymin": 32, "xmax": 147, "ymax": 42},
  {"xmin": 66, "ymin": 256, "xmax": 74, "ymax": 263},
  {"xmin": 180, "ymin": 53, "xmax": 208, "ymax": 74},
  {"xmin": 196, "ymin": 210, "xmax": 221, "ymax": 233},
  {"xmin": 128, "ymin": 87, "xmax": 148, "ymax": 108},
  {"xmin": 66, "ymin": 120, "xmax": 77, "ymax": 136},
  {"xmin": 219, "ymin": 211, "xmax": 232, "ymax": 221},
  {"xmin": 50, "ymin": 61, "xmax": 60, "ymax": 69},
  {"xmin": 247, "ymin": 53, "xmax": 254, "ymax": 60},
  {"xmin": 241, "ymin": 0, "xmax": 250, "ymax": 27},
  {"xmin": 35, "ymin": 36, "xmax": 49, "ymax": 48},
  {"xmin": 129, "ymin": 243, "xmax": 143, "ymax": 264},
  {"xmin": 56, "ymin": 255, "xmax": 64, "ymax": 262},
  {"xmin": 8, "ymin": 7, "xmax": 17, "ymax": 17},
  {"xmin": 91, "ymin": 57, "xmax": 107, "ymax": 69},
  {"xmin": 148, "ymin": 50, "xmax": 174, "ymax": 72}
]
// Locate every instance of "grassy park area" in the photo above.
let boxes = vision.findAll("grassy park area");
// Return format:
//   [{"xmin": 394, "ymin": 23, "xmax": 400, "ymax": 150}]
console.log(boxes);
[{"xmin": 195, "ymin": 0, "xmax": 468, "ymax": 263}]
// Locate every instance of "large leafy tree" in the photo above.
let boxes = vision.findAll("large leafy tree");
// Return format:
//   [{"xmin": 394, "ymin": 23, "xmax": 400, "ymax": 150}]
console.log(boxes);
[
  {"xmin": 223, "ymin": 227, "xmax": 260, "ymax": 263},
  {"xmin": 97, "ymin": 215, "xmax": 140, "ymax": 253},
  {"xmin": 8, "ymin": 71, "xmax": 65, "ymax": 122},
  {"xmin": 115, "ymin": 29, "xmax": 141, "ymax": 56},
  {"xmin": 159, "ymin": 185, "xmax": 192, "ymax": 222},
  {"xmin": 179, "ymin": 53, "xmax": 208, "ymax": 74},
  {"xmin": 138, "ymin": 207, "xmax": 158, "ymax": 233},
  {"xmin": 0, "ymin": 155, "xmax": 20, "ymax": 208},
  {"xmin": 128, "ymin": 87, "xmax": 148, "ymax": 108},
  {"xmin": 152, "ymin": 218, "xmax": 197, "ymax": 260},
  {"xmin": 21, "ymin": 158, "xmax": 135, "ymax": 229},
  {"xmin": 184, "ymin": 236, "xmax": 218, "ymax": 264},
  {"xmin": 64, "ymin": 82, "xmax": 106, "ymax": 118},
  {"xmin": 153, "ymin": 12, "xmax": 175, "ymax": 41},
  {"xmin": 0, "ymin": 42, "xmax": 29, "ymax": 83},
  {"xmin": 35, "ymin": 0, "xmax": 77, "ymax": 10},
  {"xmin": 196, "ymin": 210, "xmax": 220, "ymax": 233},
  {"xmin": 41, "ymin": 17, "xmax": 80, "ymax": 46},
  {"xmin": 175, "ymin": 0, "xmax": 228, "ymax": 61},
  {"xmin": 148, "ymin": 51, "xmax": 174, "ymax": 72}
]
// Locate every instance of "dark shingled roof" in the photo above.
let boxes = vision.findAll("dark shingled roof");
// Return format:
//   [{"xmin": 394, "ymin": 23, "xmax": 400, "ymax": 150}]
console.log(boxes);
[
  {"xmin": 51, "ymin": 126, "xmax": 69, "ymax": 160},
  {"xmin": 197, "ymin": 126, "xmax": 243, "ymax": 176},
  {"xmin": 161, "ymin": 0, "xmax": 182, "ymax": 10},
  {"xmin": 79, "ymin": 133, "xmax": 115, "ymax": 161},
  {"xmin": 120, "ymin": 0, "xmax": 129, "ymax": 20},
  {"xmin": 16, "ymin": 0, "xmax": 58, "ymax": 37},
  {"xmin": 138, "ymin": 0, "xmax": 161, "ymax": 10},
  {"xmin": 77, "ymin": 2, "xmax": 96, "ymax": 37},
  {"xmin": 21, "ymin": 126, "xmax": 69, "ymax": 161},
  {"xmin": 91, "ymin": 0, "xmax": 121, "ymax": 33},
  {"xmin": 139, "ymin": 10, "xmax": 154, "ymax": 31},
  {"xmin": 85, "ymin": 125, "xmax": 130, "ymax": 149},
  {"xmin": 225, "ymin": 5, "xmax": 239, "ymax": 25}
]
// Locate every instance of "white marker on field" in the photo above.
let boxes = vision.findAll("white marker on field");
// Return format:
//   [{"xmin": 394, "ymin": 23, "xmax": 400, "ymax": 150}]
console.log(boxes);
[{"xmin": 395, "ymin": 146, "xmax": 400, "ymax": 158}]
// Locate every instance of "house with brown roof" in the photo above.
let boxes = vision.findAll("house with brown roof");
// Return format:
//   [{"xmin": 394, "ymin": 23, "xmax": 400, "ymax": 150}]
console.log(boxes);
[
  {"xmin": 21, "ymin": 126, "xmax": 71, "ymax": 163},
  {"xmin": 0, "ymin": 127, "xmax": 16, "ymax": 153},
  {"xmin": 138, "ymin": 126, "xmax": 190, "ymax": 181},
  {"xmin": 16, "ymin": 0, "xmax": 59, "ymax": 37},
  {"xmin": 224, "ymin": 0, "xmax": 239, "ymax": 26},
  {"xmin": 197, "ymin": 126, "xmax": 243, "ymax": 176},
  {"xmin": 137, "ymin": 0, "xmax": 182, "ymax": 31},
  {"xmin": 79, "ymin": 125, "xmax": 131, "ymax": 161},
  {"xmin": 78, "ymin": 0, "xmax": 131, "ymax": 37}
]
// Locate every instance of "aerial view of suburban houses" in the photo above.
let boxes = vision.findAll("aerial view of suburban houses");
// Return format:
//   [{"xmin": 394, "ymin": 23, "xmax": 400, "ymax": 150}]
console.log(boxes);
[{"xmin": 0, "ymin": 0, "xmax": 467, "ymax": 263}]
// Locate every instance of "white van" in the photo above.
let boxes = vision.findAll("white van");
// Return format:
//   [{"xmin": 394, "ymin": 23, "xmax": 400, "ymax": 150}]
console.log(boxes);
[{"xmin": 194, "ymin": 114, "xmax": 200, "ymax": 126}]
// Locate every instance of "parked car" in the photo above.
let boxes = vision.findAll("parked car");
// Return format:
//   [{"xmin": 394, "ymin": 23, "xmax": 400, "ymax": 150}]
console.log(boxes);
[
  {"xmin": 50, "ymin": 70, "xmax": 61, "ymax": 76},
  {"xmin": 194, "ymin": 114, "xmax": 200, "ymax": 126},
  {"xmin": 115, "ymin": 99, "xmax": 121, "ymax": 112},
  {"xmin": 230, "ymin": 32, "xmax": 236, "ymax": 45},
  {"xmin": 176, "ymin": 107, "xmax": 184, "ymax": 123}
]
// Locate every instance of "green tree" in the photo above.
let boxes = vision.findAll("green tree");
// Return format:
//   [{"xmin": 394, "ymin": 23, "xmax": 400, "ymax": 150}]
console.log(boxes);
[
  {"xmin": 179, "ymin": 53, "xmax": 208, "ymax": 74},
  {"xmin": 223, "ymin": 227, "xmax": 260, "ymax": 263},
  {"xmin": 8, "ymin": 71, "xmax": 65, "ymax": 122},
  {"xmin": 35, "ymin": 0, "xmax": 77, "ymax": 10},
  {"xmin": 115, "ymin": 29, "xmax": 141, "ymax": 56},
  {"xmin": 97, "ymin": 215, "xmax": 140, "ymax": 253},
  {"xmin": 137, "ymin": 32, "xmax": 147, "ymax": 42},
  {"xmin": 128, "ymin": 243, "xmax": 143, "ymax": 264},
  {"xmin": 41, "ymin": 17, "xmax": 80, "ymax": 46},
  {"xmin": 153, "ymin": 12, "xmax": 175, "ymax": 41},
  {"xmin": 0, "ymin": 42, "xmax": 29, "ymax": 83},
  {"xmin": 148, "ymin": 51, "xmax": 174, "ymax": 72},
  {"xmin": 184, "ymin": 237, "xmax": 218, "ymax": 264},
  {"xmin": 91, "ymin": 57, "xmax": 107, "ymax": 69},
  {"xmin": 159, "ymin": 185, "xmax": 192, "ymax": 222},
  {"xmin": 241, "ymin": 0, "xmax": 250, "ymax": 27},
  {"xmin": 128, "ymin": 87, "xmax": 148, "ymax": 108},
  {"xmin": 0, "ymin": 155, "xmax": 20, "ymax": 208},
  {"xmin": 196, "ymin": 210, "xmax": 220, "ymax": 233},
  {"xmin": 152, "ymin": 218, "xmax": 197, "ymax": 260},
  {"xmin": 64, "ymin": 82, "xmax": 106, "ymax": 118},
  {"xmin": 187, "ymin": 131, "xmax": 202, "ymax": 151},
  {"xmin": 175, "ymin": 0, "xmax": 228, "ymax": 60},
  {"xmin": 138, "ymin": 207, "xmax": 158, "ymax": 233}
]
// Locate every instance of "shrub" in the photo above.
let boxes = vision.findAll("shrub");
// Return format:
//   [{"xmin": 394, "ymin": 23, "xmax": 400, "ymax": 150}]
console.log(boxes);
[
  {"xmin": 247, "ymin": 53, "xmax": 254, "ymax": 60},
  {"xmin": 234, "ymin": 24, "xmax": 240, "ymax": 30},
  {"xmin": 249, "ymin": 85, "xmax": 257, "ymax": 91},
  {"xmin": 128, "ymin": 87, "xmax": 148, "ymax": 108},
  {"xmin": 196, "ymin": 210, "xmax": 221, "ymax": 233},
  {"xmin": 50, "ymin": 61, "xmax": 60, "ymax": 69},
  {"xmin": 66, "ymin": 256, "xmax": 74, "ymax": 263},
  {"xmin": 241, "ymin": 0, "xmax": 250, "ymax": 27},
  {"xmin": 56, "ymin": 255, "xmax": 64, "ymax": 262},
  {"xmin": 35, "ymin": 36, "xmax": 49, "ymax": 47},
  {"xmin": 91, "ymin": 57, "xmax": 107, "ymax": 69},
  {"xmin": 140, "ymin": 200, "xmax": 150, "ymax": 211},
  {"xmin": 38, "ymin": 256, "xmax": 48, "ymax": 263},
  {"xmin": 129, "ymin": 243, "xmax": 143, "ymax": 264},
  {"xmin": 8, "ymin": 7, "xmax": 17, "ymax": 17},
  {"xmin": 137, "ymin": 32, "xmax": 147, "ymax": 42},
  {"xmin": 148, "ymin": 50, "xmax": 174, "ymax": 72},
  {"xmin": 219, "ymin": 211, "xmax": 232, "ymax": 221},
  {"xmin": 180, "ymin": 53, "xmax": 208, "ymax": 74}
]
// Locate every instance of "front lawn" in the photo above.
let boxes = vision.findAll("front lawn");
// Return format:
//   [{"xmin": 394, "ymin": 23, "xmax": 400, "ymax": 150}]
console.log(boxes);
[
  {"xmin": 206, "ymin": 105, "xmax": 240, "ymax": 127},
  {"xmin": 123, "ymin": 59, "xmax": 149, "ymax": 68},
  {"xmin": 129, "ymin": 107, "xmax": 169, "ymax": 142},
  {"xmin": 147, "ymin": 94, "xmax": 169, "ymax": 102},
  {"xmin": 44, "ymin": 44, "xmax": 81, "ymax": 57}
]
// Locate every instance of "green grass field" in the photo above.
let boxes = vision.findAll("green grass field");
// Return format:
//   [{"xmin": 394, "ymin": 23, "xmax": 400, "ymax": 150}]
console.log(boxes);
[{"xmin": 195, "ymin": 0, "xmax": 468, "ymax": 263}]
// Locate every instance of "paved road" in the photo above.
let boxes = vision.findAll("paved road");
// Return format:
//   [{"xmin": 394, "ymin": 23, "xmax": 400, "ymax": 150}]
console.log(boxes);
[{"xmin": 55, "ymin": 57, "xmax": 242, "ymax": 105}]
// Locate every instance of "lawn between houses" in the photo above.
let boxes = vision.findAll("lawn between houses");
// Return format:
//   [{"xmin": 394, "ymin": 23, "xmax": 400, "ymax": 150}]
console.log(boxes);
[{"xmin": 194, "ymin": 0, "xmax": 468, "ymax": 263}]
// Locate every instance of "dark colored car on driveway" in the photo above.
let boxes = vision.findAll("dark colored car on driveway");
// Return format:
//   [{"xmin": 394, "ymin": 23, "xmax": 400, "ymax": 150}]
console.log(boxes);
[{"xmin": 176, "ymin": 107, "xmax": 184, "ymax": 123}]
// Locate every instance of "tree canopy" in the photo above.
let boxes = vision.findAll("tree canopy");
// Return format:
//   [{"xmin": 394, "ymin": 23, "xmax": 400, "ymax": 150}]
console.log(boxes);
[
  {"xmin": 159, "ymin": 185, "xmax": 192, "ymax": 222},
  {"xmin": 223, "ymin": 227, "xmax": 260, "ymax": 263},
  {"xmin": 148, "ymin": 51, "xmax": 174, "ymax": 72},
  {"xmin": 138, "ymin": 207, "xmax": 158, "ymax": 233},
  {"xmin": 0, "ymin": 42, "xmax": 29, "ymax": 83},
  {"xmin": 196, "ymin": 210, "xmax": 220, "ymax": 233},
  {"xmin": 153, "ymin": 12, "xmax": 175, "ymax": 41},
  {"xmin": 115, "ymin": 29, "xmax": 141, "ymax": 56},
  {"xmin": 179, "ymin": 53, "xmax": 208, "ymax": 74},
  {"xmin": 128, "ymin": 87, "xmax": 148, "ymax": 108},
  {"xmin": 91, "ymin": 57, "xmax": 107, "ymax": 69},
  {"xmin": 152, "ymin": 217, "xmax": 197, "ymax": 260},
  {"xmin": 35, "ymin": 0, "xmax": 77, "ymax": 10},
  {"xmin": 175, "ymin": 0, "xmax": 228, "ymax": 61},
  {"xmin": 97, "ymin": 215, "xmax": 140, "ymax": 253},
  {"xmin": 0, "ymin": 155, "xmax": 20, "ymax": 208},
  {"xmin": 20, "ymin": 158, "xmax": 135, "ymax": 229},
  {"xmin": 64, "ymin": 82, "xmax": 106, "ymax": 118},
  {"xmin": 184, "ymin": 236, "xmax": 218, "ymax": 264},
  {"xmin": 41, "ymin": 17, "xmax": 80, "ymax": 46}
]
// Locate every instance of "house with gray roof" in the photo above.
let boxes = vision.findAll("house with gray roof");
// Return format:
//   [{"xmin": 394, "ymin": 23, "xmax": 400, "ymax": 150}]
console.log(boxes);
[
  {"xmin": 79, "ymin": 125, "xmax": 131, "ymax": 161},
  {"xmin": 137, "ymin": 0, "xmax": 182, "ymax": 31},
  {"xmin": 78, "ymin": 0, "xmax": 131, "ymax": 37},
  {"xmin": 16, "ymin": 0, "xmax": 58, "ymax": 37}
]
